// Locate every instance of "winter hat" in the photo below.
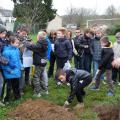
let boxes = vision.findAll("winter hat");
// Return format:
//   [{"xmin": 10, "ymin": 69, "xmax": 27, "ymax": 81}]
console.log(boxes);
[{"xmin": 0, "ymin": 24, "xmax": 7, "ymax": 33}]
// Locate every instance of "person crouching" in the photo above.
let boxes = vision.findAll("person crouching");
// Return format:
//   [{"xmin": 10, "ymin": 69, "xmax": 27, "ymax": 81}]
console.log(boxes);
[{"xmin": 55, "ymin": 68, "xmax": 92, "ymax": 111}]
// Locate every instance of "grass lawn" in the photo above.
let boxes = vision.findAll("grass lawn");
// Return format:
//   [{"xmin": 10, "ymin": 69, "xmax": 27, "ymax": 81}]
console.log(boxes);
[{"xmin": 0, "ymin": 35, "xmax": 118, "ymax": 120}]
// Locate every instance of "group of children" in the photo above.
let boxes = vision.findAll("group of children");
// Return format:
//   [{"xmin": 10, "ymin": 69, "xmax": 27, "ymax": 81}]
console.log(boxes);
[{"xmin": 0, "ymin": 24, "xmax": 120, "ymax": 110}]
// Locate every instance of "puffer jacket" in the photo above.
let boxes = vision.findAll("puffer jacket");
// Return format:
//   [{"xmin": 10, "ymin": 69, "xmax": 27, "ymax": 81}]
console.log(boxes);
[
  {"xmin": 54, "ymin": 37, "xmax": 72, "ymax": 60},
  {"xmin": 2, "ymin": 45, "xmax": 22, "ymax": 79}
]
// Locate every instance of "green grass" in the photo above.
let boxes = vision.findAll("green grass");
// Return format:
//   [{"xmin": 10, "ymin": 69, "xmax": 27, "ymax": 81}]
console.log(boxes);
[
  {"xmin": 0, "ymin": 35, "xmax": 118, "ymax": 120},
  {"xmin": 109, "ymin": 35, "xmax": 116, "ymax": 43},
  {"xmin": 1, "ymin": 79, "xmax": 120, "ymax": 120}
]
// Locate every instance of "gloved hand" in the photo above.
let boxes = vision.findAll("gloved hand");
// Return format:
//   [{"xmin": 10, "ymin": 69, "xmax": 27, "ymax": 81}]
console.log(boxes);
[{"xmin": 64, "ymin": 101, "xmax": 70, "ymax": 108}]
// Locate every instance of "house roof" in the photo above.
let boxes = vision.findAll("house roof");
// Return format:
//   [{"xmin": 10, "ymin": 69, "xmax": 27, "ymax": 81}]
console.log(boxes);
[{"xmin": 0, "ymin": 8, "xmax": 13, "ymax": 17}]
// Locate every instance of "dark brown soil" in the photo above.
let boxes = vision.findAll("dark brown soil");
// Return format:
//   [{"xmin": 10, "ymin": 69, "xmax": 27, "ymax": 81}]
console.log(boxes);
[{"xmin": 7, "ymin": 99, "xmax": 79, "ymax": 120}]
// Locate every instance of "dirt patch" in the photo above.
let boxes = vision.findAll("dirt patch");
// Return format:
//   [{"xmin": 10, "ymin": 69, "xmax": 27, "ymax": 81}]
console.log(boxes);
[
  {"xmin": 7, "ymin": 99, "xmax": 80, "ymax": 120},
  {"xmin": 94, "ymin": 104, "xmax": 120, "ymax": 120}
]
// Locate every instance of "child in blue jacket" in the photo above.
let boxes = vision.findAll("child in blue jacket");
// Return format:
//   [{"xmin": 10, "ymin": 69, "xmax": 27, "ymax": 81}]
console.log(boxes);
[{"xmin": 2, "ymin": 36, "xmax": 21, "ymax": 103}]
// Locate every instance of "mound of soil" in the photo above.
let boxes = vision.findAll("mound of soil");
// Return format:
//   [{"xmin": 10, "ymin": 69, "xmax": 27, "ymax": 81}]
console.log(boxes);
[
  {"xmin": 7, "ymin": 99, "xmax": 79, "ymax": 120},
  {"xmin": 94, "ymin": 104, "xmax": 120, "ymax": 120}
]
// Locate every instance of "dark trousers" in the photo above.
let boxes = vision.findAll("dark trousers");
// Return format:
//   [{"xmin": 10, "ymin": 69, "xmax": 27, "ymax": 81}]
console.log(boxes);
[
  {"xmin": 24, "ymin": 67, "xmax": 30, "ymax": 85},
  {"xmin": 74, "ymin": 55, "xmax": 83, "ymax": 69},
  {"xmin": 4, "ymin": 78, "xmax": 21, "ymax": 102},
  {"xmin": 76, "ymin": 76, "xmax": 92, "ymax": 103},
  {"xmin": 48, "ymin": 53, "xmax": 56, "ymax": 77},
  {"xmin": 112, "ymin": 67, "xmax": 120, "ymax": 82},
  {"xmin": 56, "ymin": 57, "xmax": 67, "ymax": 69},
  {"xmin": 81, "ymin": 54, "xmax": 92, "ymax": 73}
]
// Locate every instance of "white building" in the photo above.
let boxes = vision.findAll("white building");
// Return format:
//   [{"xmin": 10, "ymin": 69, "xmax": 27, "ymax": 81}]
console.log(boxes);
[
  {"xmin": 0, "ymin": 8, "xmax": 16, "ymax": 31},
  {"xmin": 46, "ymin": 15, "xmax": 62, "ymax": 32}
]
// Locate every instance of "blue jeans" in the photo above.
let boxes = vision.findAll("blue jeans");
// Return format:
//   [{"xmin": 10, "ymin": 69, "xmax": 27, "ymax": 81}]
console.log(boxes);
[{"xmin": 93, "ymin": 60, "xmax": 104, "ymax": 80}]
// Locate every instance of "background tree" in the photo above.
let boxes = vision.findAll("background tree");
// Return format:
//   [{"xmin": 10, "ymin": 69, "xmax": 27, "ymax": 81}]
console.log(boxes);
[
  {"xmin": 12, "ymin": 0, "xmax": 56, "ymax": 30},
  {"xmin": 105, "ymin": 5, "xmax": 119, "ymax": 18}
]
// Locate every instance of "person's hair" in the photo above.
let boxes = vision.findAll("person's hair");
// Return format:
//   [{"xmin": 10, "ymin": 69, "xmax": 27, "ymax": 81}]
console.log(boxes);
[
  {"xmin": 57, "ymin": 27, "xmax": 67, "ymax": 35},
  {"xmin": 100, "ymin": 36, "xmax": 111, "ymax": 47},
  {"xmin": 55, "ymin": 69, "xmax": 66, "ymax": 80},
  {"xmin": 84, "ymin": 29, "xmax": 90, "ymax": 37},
  {"xmin": 37, "ymin": 31, "xmax": 46, "ymax": 39},
  {"xmin": 49, "ymin": 31, "xmax": 57, "ymax": 40},
  {"xmin": 67, "ymin": 30, "xmax": 72, "ymax": 38},
  {"xmin": 115, "ymin": 32, "xmax": 120, "ymax": 38},
  {"xmin": 76, "ymin": 27, "xmax": 80, "ymax": 31},
  {"xmin": 89, "ymin": 30, "xmax": 95, "ymax": 37},
  {"xmin": 84, "ymin": 29, "xmax": 90, "ymax": 34},
  {"xmin": 6, "ymin": 31, "xmax": 14, "ymax": 38},
  {"xmin": 95, "ymin": 29, "xmax": 104, "ymax": 35},
  {"xmin": 9, "ymin": 36, "xmax": 18, "ymax": 44},
  {"xmin": 19, "ymin": 26, "xmax": 28, "ymax": 34}
]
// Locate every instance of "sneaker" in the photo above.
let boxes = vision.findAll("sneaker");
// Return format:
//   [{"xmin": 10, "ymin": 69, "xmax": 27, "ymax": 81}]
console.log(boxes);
[
  {"xmin": 107, "ymin": 91, "xmax": 114, "ymax": 96},
  {"xmin": 90, "ymin": 85, "xmax": 99, "ymax": 90},
  {"xmin": 0, "ymin": 101, "xmax": 5, "ymax": 107},
  {"xmin": 20, "ymin": 91, "xmax": 24, "ymax": 96},
  {"xmin": 66, "ymin": 83, "xmax": 70, "ymax": 86},
  {"xmin": 57, "ymin": 82, "xmax": 62, "ymax": 86},
  {"xmin": 33, "ymin": 93, "xmax": 41, "ymax": 97},
  {"xmin": 102, "ymin": 80, "xmax": 107, "ymax": 85},
  {"xmin": 118, "ymin": 82, "xmax": 120, "ymax": 86},
  {"xmin": 45, "ymin": 91, "xmax": 49, "ymax": 95}
]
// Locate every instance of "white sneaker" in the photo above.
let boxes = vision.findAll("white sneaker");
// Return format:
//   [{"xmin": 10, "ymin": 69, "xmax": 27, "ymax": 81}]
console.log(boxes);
[
  {"xmin": 36, "ymin": 93, "xmax": 41, "ymax": 97},
  {"xmin": 66, "ymin": 83, "xmax": 70, "ymax": 86},
  {"xmin": 57, "ymin": 82, "xmax": 62, "ymax": 86},
  {"xmin": 0, "ymin": 101, "xmax": 5, "ymax": 107},
  {"xmin": 118, "ymin": 82, "xmax": 120, "ymax": 86},
  {"xmin": 33, "ymin": 93, "xmax": 41, "ymax": 97},
  {"xmin": 45, "ymin": 91, "xmax": 49, "ymax": 95}
]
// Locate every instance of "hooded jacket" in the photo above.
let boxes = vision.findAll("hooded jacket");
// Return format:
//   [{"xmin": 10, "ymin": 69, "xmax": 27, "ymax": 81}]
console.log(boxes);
[
  {"xmin": 99, "ymin": 42, "xmax": 114, "ymax": 70},
  {"xmin": 2, "ymin": 45, "xmax": 22, "ymax": 79}
]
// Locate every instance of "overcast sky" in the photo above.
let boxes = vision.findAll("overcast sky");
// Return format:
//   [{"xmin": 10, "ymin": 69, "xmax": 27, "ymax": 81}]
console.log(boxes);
[{"xmin": 0, "ymin": 0, "xmax": 120, "ymax": 15}]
